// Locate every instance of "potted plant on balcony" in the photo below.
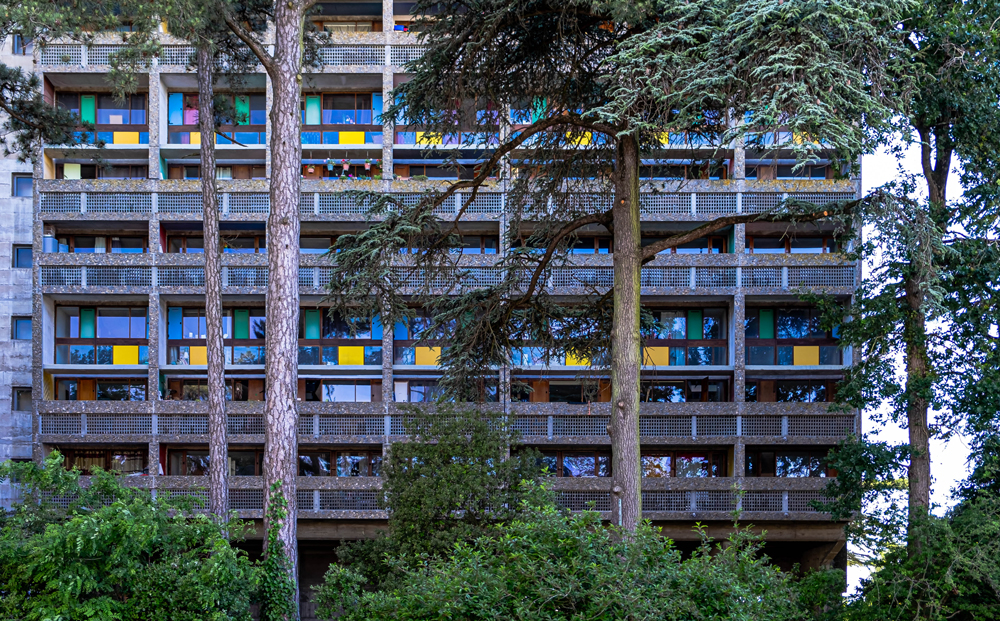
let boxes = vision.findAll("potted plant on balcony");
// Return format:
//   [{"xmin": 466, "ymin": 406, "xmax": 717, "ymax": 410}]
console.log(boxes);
[
  {"xmin": 364, "ymin": 158, "xmax": 372, "ymax": 170},
  {"xmin": 341, "ymin": 158, "xmax": 350, "ymax": 172},
  {"xmin": 306, "ymin": 164, "xmax": 316, "ymax": 174},
  {"xmin": 325, "ymin": 158, "xmax": 335, "ymax": 171}
]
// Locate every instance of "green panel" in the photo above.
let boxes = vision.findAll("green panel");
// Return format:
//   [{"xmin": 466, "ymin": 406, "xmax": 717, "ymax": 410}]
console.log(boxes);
[
  {"xmin": 687, "ymin": 310, "xmax": 703, "ymax": 340},
  {"xmin": 80, "ymin": 308, "xmax": 95, "ymax": 339},
  {"xmin": 759, "ymin": 309, "xmax": 775, "ymax": 339},
  {"xmin": 80, "ymin": 95, "xmax": 96, "ymax": 124},
  {"xmin": 729, "ymin": 229, "xmax": 735, "ymax": 253},
  {"xmin": 234, "ymin": 309, "xmax": 249, "ymax": 339},
  {"xmin": 304, "ymin": 309, "xmax": 321, "ymax": 340},
  {"xmin": 235, "ymin": 95, "xmax": 250, "ymax": 125},
  {"xmin": 305, "ymin": 96, "xmax": 321, "ymax": 125}
]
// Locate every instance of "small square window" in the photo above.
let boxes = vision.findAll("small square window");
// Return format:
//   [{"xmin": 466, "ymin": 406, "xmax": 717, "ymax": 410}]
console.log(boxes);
[
  {"xmin": 13, "ymin": 245, "xmax": 32, "ymax": 268},
  {"xmin": 12, "ymin": 317, "xmax": 31, "ymax": 340},
  {"xmin": 12, "ymin": 174, "xmax": 32, "ymax": 197},
  {"xmin": 13, "ymin": 388, "xmax": 32, "ymax": 411}
]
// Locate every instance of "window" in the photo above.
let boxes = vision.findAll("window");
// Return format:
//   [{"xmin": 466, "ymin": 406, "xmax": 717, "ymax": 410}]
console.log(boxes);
[
  {"xmin": 641, "ymin": 451, "xmax": 727, "ymax": 477},
  {"xmin": 61, "ymin": 449, "xmax": 147, "ymax": 475},
  {"xmin": 297, "ymin": 309, "xmax": 383, "ymax": 367},
  {"xmin": 640, "ymin": 380, "xmax": 729, "ymax": 403},
  {"xmin": 393, "ymin": 380, "xmax": 446, "ymax": 402},
  {"xmin": 538, "ymin": 451, "xmax": 611, "ymax": 477},
  {"xmin": 54, "ymin": 307, "xmax": 149, "ymax": 365},
  {"xmin": 167, "ymin": 235, "xmax": 204, "ymax": 253},
  {"xmin": 746, "ymin": 236, "xmax": 837, "ymax": 254},
  {"xmin": 12, "ymin": 388, "xmax": 31, "ymax": 411},
  {"xmin": 569, "ymin": 237, "xmax": 611, "ymax": 254},
  {"xmin": 300, "ymin": 237, "xmax": 336, "ymax": 254},
  {"xmin": 12, "ymin": 174, "xmax": 32, "ymax": 197},
  {"xmin": 298, "ymin": 450, "xmax": 383, "ymax": 477},
  {"xmin": 745, "ymin": 449, "xmax": 834, "ymax": 477},
  {"xmin": 12, "ymin": 245, "xmax": 31, "ymax": 268},
  {"xmin": 12, "ymin": 317, "xmax": 31, "ymax": 340},
  {"xmin": 53, "ymin": 378, "xmax": 146, "ymax": 401},
  {"xmin": 11, "ymin": 34, "xmax": 33, "ymax": 55},
  {"xmin": 222, "ymin": 235, "xmax": 265, "ymax": 254},
  {"xmin": 451, "ymin": 235, "xmax": 500, "ymax": 255},
  {"xmin": 745, "ymin": 308, "xmax": 841, "ymax": 366},
  {"xmin": 54, "ymin": 235, "xmax": 147, "ymax": 254},
  {"xmin": 299, "ymin": 379, "xmax": 377, "ymax": 402},
  {"xmin": 164, "ymin": 378, "xmax": 263, "ymax": 401},
  {"xmin": 642, "ymin": 309, "xmax": 728, "ymax": 366},
  {"xmin": 744, "ymin": 380, "xmax": 834, "ymax": 403}
]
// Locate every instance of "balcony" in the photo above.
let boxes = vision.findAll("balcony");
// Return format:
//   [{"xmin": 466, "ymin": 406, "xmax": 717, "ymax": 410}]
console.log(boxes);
[
  {"xmin": 36, "ymin": 179, "xmax": 858, "ymax": 223},
  {"xmin": 37, "ymin": 401, "xmax": 856, "ymax": 444},
  {"xmin": 88, "ymin": 475, "xmax": 834, "ymax": 521}
]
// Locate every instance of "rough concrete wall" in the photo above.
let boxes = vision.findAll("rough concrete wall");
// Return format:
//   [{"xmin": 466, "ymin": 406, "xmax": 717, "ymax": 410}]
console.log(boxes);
[{"xmin": 0, "ymin": 40, "xmax": 36, "ymax": 507}]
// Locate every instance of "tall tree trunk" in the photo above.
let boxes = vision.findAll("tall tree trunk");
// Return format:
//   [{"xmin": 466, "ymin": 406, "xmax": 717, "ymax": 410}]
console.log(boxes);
[
  {"xmin": 609, "ymin": 135, "xmax": 642, "ymax": 531},
  {"xmin": 263, "ymin": 0, "xmax": 303, "ymax": 608},
  {"xmin": 903, "ymin": 276, "xmax": 931, "ymax": 531},
  {"xmin": 198, "ymin": 45, "xmax": 229, "ymax": 520}
]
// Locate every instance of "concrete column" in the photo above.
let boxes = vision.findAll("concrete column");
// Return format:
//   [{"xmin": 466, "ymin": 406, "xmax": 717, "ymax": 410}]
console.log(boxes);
[
  {"xmin": 382, "ymin": 0, "xmax": 394, "ymax": 34},
  {"xmin": 148, "ymin": 218, "xmax": 161, "ymax": 254},
  {"xmin": 381, "ymin": 69, "xmax": 394, "ymax": 179},
  {"xmin": 147, "ymin": 67, "xmax": 162, "ymax": 179},
  {"xmin": 148, "ymin": 293, "xmax": 161, "ymax": 400},
  {"xmin": 733, "ymin": 441, "xmax": 745, "ymax": 477},
  {"xmin": 149, "ymin": 440, "xmax": 161, "ymax": 476},
  {"xmin": 264, "ymin": 73, "xmax": 274, "ymax": 178},
  {"xmin": 732, "ymin": 292, "xmax": 745, "ymax": 403},
  {"xmin": 732, "ymin": 142, "xmax": 746, "ymax": 180},
  {"xmin": 381, "ymin": 311, "xmax": 394, "ymax": 405}
]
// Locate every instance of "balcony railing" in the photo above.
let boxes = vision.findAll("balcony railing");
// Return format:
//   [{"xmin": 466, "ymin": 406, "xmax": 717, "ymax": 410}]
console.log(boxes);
[
  {"xmin": 38, "ymin": 402, "xmax": 856, "ymax": 440},
  {"xmin": 67, "ymin": 476, "xmax": 832, "ymax": 518},
  {"xmin": 40, "ymin": 189, "xmax": 857, "ymax": 218}
]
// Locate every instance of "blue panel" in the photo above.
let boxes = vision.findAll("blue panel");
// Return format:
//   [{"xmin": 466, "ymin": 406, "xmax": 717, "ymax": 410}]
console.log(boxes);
[
  {"xmin": 372, "ymin": 315, "xmax": 383, "ymax": 340},
  {"xmin": 301, "ymin": 131, "xmax": 321, "ymax": 144},
  {"xmin": 167, "ymin": 307, "xmax": 182, "ymax": 340},
  {"xmin": 168, "ymin": 93, "xmax": 183, "ymax": 126},
  {"xmin": 322, "ymin": 131, "xmax": 339, "ymax": 144},
  {"xmin": 393, "ymin": 321, "xmax": 408, "ymax": 340},
  {"xmin": 139, "ymin": 132, "xmax": 149, "ymax": 144}
]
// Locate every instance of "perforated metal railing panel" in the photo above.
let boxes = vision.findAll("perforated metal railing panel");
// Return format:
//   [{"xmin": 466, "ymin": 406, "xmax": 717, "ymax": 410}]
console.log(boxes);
[
  {"xmin": 158, "ymin": 193, "xmax": 202, "ymax": 213},
  {"xmin": 158, "ymin": 268, "xmax": 206, "ymax": 287},
  {"xmin": 320, "ymin": 45, "xmax": 384, "ymax": 65},
  {"xmin": 40, "ymin": 193, "xmax": 82, "ymax": 212},
  {"xmin": 87, "ymin": 193, "xmax": 152, "ymax": 213},
  {"xmin": 556, "ymin": 491, "xmax": 611, "ymax": 512},
  {"xmin": 40, "ymin": 45, "xmax": 83, "ymax": 65},
  {"xmin": 87, "ymin": 267, "xmax": 153, "ymax": 287},
  {"xmin": 40, "ymin": 267, "xmax": 82, "ymax": 286},
  {"xmin": 389, "ymin": 46, "xmax": 426, "ymax": 65}
]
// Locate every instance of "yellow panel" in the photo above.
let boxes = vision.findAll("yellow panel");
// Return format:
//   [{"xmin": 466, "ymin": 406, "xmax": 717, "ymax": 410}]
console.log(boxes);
[
  {"xmin": 112, "ymin": 345, "xmax": 139, "ymax": 365},
  {"xmin": 565, "ymin": 352, "xmax": 589, "ymax": 367},
  {"xmin": 415, "ymin": 131, "xmax": 442, "ymax": 145},
  {"xmin": 63, "ymin": 163, "xmax": 82, "ymax": 179},
  {"xmin": 190, "ymin": 132, "xmax": 202, "ymax": 145},
  {"xmin": 339, "ymin": 346, "xmax": 364, "ymax": 366},
  {"xmin": 113, "ymin": 132, "xmax": 140, "ymax": 145},
  {"xmin": 190, "ymin": 346, "xmax": 207, "ymax": 365},
  {"xmin": 793, "ymin": 346, "xmax": 820, "ymax": 366},
  {"xmin": 339, "ymin": 131, "xmax": 365, "ymax": 145},
  {"xmin": 643, "ymin": 347, "xmax": 670, "ymax": 366},
  {"xmin": 415, "ymin": 346, "xmax": 441, "ymax": 366},
  {"xmin": 566, "ymin": 131, "xmax": 591, "ymax": 146}
]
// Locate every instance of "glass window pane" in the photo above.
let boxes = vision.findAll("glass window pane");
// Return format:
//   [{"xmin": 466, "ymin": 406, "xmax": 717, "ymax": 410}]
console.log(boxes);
[
  {"xmin": 300, "ymin": 237, "xmax": 331, "ymax": 254},
  {"xmin": 57, "ymin": 379, "xmax": 79, "ymax": 400},
  {"xmin": 323, "ymin": 381, "xmax": 355, "ymax": 402},
  {"xmin": 186, "ymin": 237, "xmax": 204, "ymax": 253},
  {"xmin": 185, "ymin": 451, "xmax": 210, "ymax": 475},
  {"xmin": 97, "ymin": 94, "xmax": 130, "ymax": 124},
  {"xmin": 14, "ymin": 318, "xmax": 31, "ymax": 340},
  {"xmin": 656, "ymin": 311, "xmax": 686, "ymax": 339},
  {"xmin": 97, "ymin": 381, "xmax": 130, "ymax": 400},
  {"xmin": 96, "ymin": 308, "xmax": 130, "ymax": 338},
  {"xmin": 130, "ymin": 309, "xmax": 147, "ymax": 339},
  {"xmin": 746, "ymin": 346, "xmax": 774, "ymax": 365},
  {"xmin": 111, "ymin": 237, "xmax": 145, "ymax": 253},
  {"xmin": 109, "ymin": 450, "xmax": 145, "ymax": 475},
  {"xmin": 702, "ymin": 309, "xmax": 725, "ymax": 339},
  {"xmin": 13, "ymin": 177, "xmax": 32, "ymax": 198},
  {"xmin": 561, "ymin": 454, "xmax": 596, "ymax": 477},
  {"xmin": 751, "ymin": 238, "xmax": 785, "ymax": 253},
  {"xmin": 229, "ymin": 451, "xmax": 257, "ymax": 476},
  {"xmin": 299, "ymin": 454, "xmax": 331, "ymax": 476},
  {"xmin": 675, "ymin": 453, "xmax": 710, "ymax": 477},
  {"xmin": 789, "ymin": 238, "xmax": 824, "ymax": 253},
  {"xmin": 642, "ymin": 455, "xmax": 671, "ymax": 477},
  {"xmin": 776, "ymin": 381, "xmax": 827, "ymax": 403},
  {"xmin": 640, "ymin": 382, "xmax": 685, "ymax": 402},
  {"xmin": 337, "ymin": 454, "xmax": 369, "ymax": 477}
]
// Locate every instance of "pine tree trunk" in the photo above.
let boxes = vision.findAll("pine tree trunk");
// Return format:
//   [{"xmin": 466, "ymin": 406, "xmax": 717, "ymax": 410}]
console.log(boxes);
[
  {"xmin": 609, "ymin": 135, "xmax": 642, "ymax": 531},
  {"xmin": 263, "ymin": 0, "xmax": 302, "ymax": 609},
  {"xmin": 198, "ymin": 46, "xmax": 229, "ymax": 520},
  {"xmin": 904, "ymin": 277, "xmax": 931, "ymax": 531}
]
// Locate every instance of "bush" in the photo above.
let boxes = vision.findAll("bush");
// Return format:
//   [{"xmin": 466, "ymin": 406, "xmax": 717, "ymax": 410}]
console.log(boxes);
[
  {"xmin": 0, "ymin": 453, "xmax": 258, "ymax": 621},
  {"xmin": 316, "ymin": 488, "xmax": 843, "ymax": 621}
]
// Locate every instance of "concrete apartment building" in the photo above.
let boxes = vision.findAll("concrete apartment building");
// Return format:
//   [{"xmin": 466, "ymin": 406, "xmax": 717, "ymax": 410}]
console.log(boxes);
[
  {"xmin": 0, "ymin": 35, "xmax": 35, "ymax": 508},
  {"xmin": 22, "ymin": 3, "xmax": 858, "ymax": 613}
]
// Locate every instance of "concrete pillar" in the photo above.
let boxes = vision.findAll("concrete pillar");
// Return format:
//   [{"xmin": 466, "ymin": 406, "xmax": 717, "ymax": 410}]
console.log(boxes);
[
  {"xmin": 381, "ymin": 69, "xmax": 394, "ymax": 179},
  {"xmin": 147, "ymin": 67, "xmax": 162, "ymax": 179}
]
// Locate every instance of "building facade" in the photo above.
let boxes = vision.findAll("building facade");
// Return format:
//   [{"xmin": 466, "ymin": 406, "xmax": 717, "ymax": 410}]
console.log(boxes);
[
  {"xmin": 25, "ymin": 3, "xmax": 857, "ymax": 613},
  {"xmin": 0, "ymin": 35, "xmax": 36, "ymax": 508}
]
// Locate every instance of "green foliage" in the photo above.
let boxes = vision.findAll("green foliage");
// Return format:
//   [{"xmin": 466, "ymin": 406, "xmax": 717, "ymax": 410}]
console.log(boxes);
[
  {"xmin": 844, "ymin": 495, "xmax": 1000, "ymax": 620},
  {"xmin": 317, "ymin": 491, "xmax": 843, "ymax": 621},
  {"xmin": 258, "ymin": 482, "xmax": 298, "ymax": 621},
  {"xmin": 337, "ymin": 405, "xmax": 543, "ymax": 587},
  {"xmin": 0, "ymin": 453, "xmax": 257, "ymax": 621}
]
